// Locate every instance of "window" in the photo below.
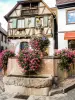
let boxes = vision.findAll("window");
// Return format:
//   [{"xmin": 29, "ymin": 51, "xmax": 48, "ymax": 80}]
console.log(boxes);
[
  {"xmin": 31, "ymin": 2, "xmax": 38, "ymax": 8},
  {"xmin": 12, "ymin": 19, "xmax": 17, "ymax": 28},
  {"xmin": 21, "ymin": 2, "xmax": 38, "ymax": 16},
  {"xmin": 22, "ymin": 3, "xmax": 30, "ymax": 9},
  {"xmin": 36, "ymin": 17, "xmax": 43, "ymax": 27},
  {"xmin": 17, "ymin": 19, "xmax": 25, "ymax": 28},
  {"xmin": 67, "ymin": 9, "xmax": 75, "ymax": 24},
  {"xmin": 20, "ymin": 42, "xmax": 29, "ymax": 50},
  {"xmin": 25, "ymin": 17, "xmax": 35, "ymax": 28},
  {"xmin": 68, "ymin": 40, "xmax": 75, "ymax": 50},
  {"xmin": 9, "ymin": 19, "xmax": 17, "ymax": 29},
  {"xmin": 43, "ymin": 16, "xmax": 48, "ymax": 27}
]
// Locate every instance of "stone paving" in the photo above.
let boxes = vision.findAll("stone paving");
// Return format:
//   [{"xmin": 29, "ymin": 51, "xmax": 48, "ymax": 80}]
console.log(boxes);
[{"xmin": 0, "ymin": 76, "xmax": 4, "ymax": 94}]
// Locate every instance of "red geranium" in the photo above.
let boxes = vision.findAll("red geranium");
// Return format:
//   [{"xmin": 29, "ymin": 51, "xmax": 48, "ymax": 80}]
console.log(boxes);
[
  {"xmin": 17, "ymin": 49, "xmax": 41, "ymax": 74},
  {"xmin": 55, "ymin": 49, "xmax": 75, "ymax": 71},
  {"xmin": 30, "ymin": 36, "xmax": 50, "ymax": 52},
  {"xmin": 0, "ymin": 50, "xmax": 15, "ymax": 69}
]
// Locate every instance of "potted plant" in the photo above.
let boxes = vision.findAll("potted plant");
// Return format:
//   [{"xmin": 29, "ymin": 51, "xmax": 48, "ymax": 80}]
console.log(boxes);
[
  {"xmin": 55, "ymin": 49, "xmax": 74, "ymax": 78},
  {"xmin": 55, "ymin": 49, "xmax": 74, "ymax": 71}
]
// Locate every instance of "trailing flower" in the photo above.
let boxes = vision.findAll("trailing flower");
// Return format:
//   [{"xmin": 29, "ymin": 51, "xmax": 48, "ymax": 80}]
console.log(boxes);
[
  {"xmin": 17, "ymin": 49, "xmax": 41, "ymax": 74},
  {"xmin": 55, "ymin": 49, "xmax": 74, "ymax": 71},
  {"xmin": 30, "ymin": 36, "xmax": 50, "ymax": 52},
  {"xmin": 0, "ymin": 50, "xmax": 15, "ymax": 69}
]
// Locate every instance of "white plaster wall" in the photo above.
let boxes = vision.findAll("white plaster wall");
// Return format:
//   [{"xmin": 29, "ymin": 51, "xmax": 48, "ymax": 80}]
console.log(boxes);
[
  {"xmin": 9, "ymin": 39, "xmax": 30, "ymax": 55},
  {"xmin": 58, "ymin": 7, "xmax": 75, "ymax": 50},
  {"xmin": 58, "ymin": 33, "xmax": 68, "ymax": 50},
  {"xmin": 58, "ymin": 8, "xmax": 75, "ymax": 32}
]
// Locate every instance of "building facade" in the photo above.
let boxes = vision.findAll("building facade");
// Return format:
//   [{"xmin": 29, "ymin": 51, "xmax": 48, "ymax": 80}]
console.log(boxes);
[
  {"xmin": 0, "ymin": 23, "xmax": 8, "ymax": 52},
  {"xmin": 5, "ymin": 0, "xmax": 57, "ymax": 55},
  {"xmin": 56, "ymin": 0, "xmax": 75, "ymax": 50}
]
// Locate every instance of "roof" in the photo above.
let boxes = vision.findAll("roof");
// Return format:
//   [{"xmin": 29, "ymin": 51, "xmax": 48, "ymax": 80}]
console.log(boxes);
[
  {"xmin": 0, "ymin": 25, "xmax": 7, "ymax": 36},
  {"xmin": 4, "ymin": 0, "xmax": 42, "ymax": 21},
  {"xmin": 4, "ymin": 0, "xmax": 54, "ymax": 21},
  {"xmin": 56, "ymin": 0, "xmax": 75, "ymax": 5}
]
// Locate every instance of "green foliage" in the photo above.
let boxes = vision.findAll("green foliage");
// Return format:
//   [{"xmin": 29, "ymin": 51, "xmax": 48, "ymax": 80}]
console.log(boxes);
[
  {"xmin": 55, "ymin": 49, "xmax": 75, "ymax": 71},
  {"xmin": 30, "ymin": 36, "xmax": 50, "ymax": 52}
]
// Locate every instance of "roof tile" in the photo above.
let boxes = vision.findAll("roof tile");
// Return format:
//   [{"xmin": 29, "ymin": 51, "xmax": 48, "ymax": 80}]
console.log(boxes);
[{"xmin": 56, "ymin": 0, "xmax": 75, "ymax": 5}]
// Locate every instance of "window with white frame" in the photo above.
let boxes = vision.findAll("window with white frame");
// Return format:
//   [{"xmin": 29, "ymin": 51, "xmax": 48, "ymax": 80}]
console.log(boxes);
[
  {"xmin": 9, "ymin": 19, "xmax": 17, "ymax": 29},
  {"xmin": 43, "ymin": 16, "xmax": 48, "ymax": 27},
  {"xmin": 25, "ymin": 17, "xmax": 35, "ymax": 28},
  {"xmin": 17, "ymin": 19, "xmax": 25, "ymax": 28},
  {"xmin": 20, "ymin": 42, "xmax": 29, "ymax": 50},
  {"xmin": 67, "ymin": 9, "xmax": 75, "ymax": 24},
  {"xmin": 36, "ymin": 17, "xmax": 43, "ymax": 27}
]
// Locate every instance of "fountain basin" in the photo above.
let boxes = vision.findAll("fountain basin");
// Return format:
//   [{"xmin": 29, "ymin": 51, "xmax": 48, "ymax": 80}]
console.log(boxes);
[{"xmin": 3, "ymin": 76, "xmax": 52, "ymax": 96}]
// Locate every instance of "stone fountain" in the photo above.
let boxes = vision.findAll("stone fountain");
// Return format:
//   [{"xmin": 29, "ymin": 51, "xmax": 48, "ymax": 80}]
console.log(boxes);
[{"xmin": 3, "ymin": 57, "xmax": 53, "ymax": 97}]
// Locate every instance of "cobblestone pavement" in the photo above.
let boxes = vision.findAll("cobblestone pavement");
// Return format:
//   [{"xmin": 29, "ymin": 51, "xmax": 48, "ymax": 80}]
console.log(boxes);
[
  {"xmin": 49, "ymin": 88, "xmax": 75, "ymax": 100},
  {"xmin": 0, "ymin": 89, "xmax": 75, "ymax": 100},
  {"xmin": 0, "ymin": 76, "xmax": 4, "ymax": 94}
]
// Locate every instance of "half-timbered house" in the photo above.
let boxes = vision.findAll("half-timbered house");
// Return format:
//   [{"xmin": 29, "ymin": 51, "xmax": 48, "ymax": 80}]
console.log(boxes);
[{"xmin": 5, "ymin": 0, "xmax": 57, "ymax": 55}]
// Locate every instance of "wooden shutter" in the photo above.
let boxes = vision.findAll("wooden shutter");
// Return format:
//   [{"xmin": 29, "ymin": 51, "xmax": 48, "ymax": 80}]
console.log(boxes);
[
  {"xmin": 43, "ymin": 16, "xmax": 48, "ymax": 27},
  {"xmin": 12, "ymin": 19, "xmax": 17, "ymax": 28}
]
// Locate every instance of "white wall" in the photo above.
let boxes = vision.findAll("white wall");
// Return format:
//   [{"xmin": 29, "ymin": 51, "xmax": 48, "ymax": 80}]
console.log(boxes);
[
  {"xmin": 58, "ymin": 7, "xmax": 75, "ymax": 49},
  {"xmin": 58, "ymin": 33, "xmax": 68, "ymax": 49},
  {"xmin": 58, "ymin": 7, "xmax": 75, "ymax": 32},
  {"xmin": 44, "ymin": 0, "xmax": 56, "ymax": 7}
]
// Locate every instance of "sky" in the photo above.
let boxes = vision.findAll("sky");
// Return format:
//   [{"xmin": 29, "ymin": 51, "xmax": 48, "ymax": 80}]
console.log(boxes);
[{"xmin": 0, "ymin": 0, "xmax": 56, "ymax": 31}]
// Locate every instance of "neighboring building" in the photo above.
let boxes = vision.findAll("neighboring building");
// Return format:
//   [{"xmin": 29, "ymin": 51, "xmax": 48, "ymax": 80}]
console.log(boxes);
[
  {"xmin": 56, "ymin": 0, "xmax": 75, "ymax": 50},
  {"xmin": 0, "ymin": 23, "xmax": 8, "ymax": 52},
  {"xmin": 4, "ymin": 0, "xmax": 57, "ymax": 55}
]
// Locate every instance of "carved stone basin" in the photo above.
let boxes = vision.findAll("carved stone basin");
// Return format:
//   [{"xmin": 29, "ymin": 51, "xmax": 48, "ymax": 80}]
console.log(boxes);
[
  {"xmin": 3, "ymin": 76, "xmax": 52, "ymax": 88},
  {"xmin": 3, "ymin": 76, "xmax": 52, "ymax": 96}
]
